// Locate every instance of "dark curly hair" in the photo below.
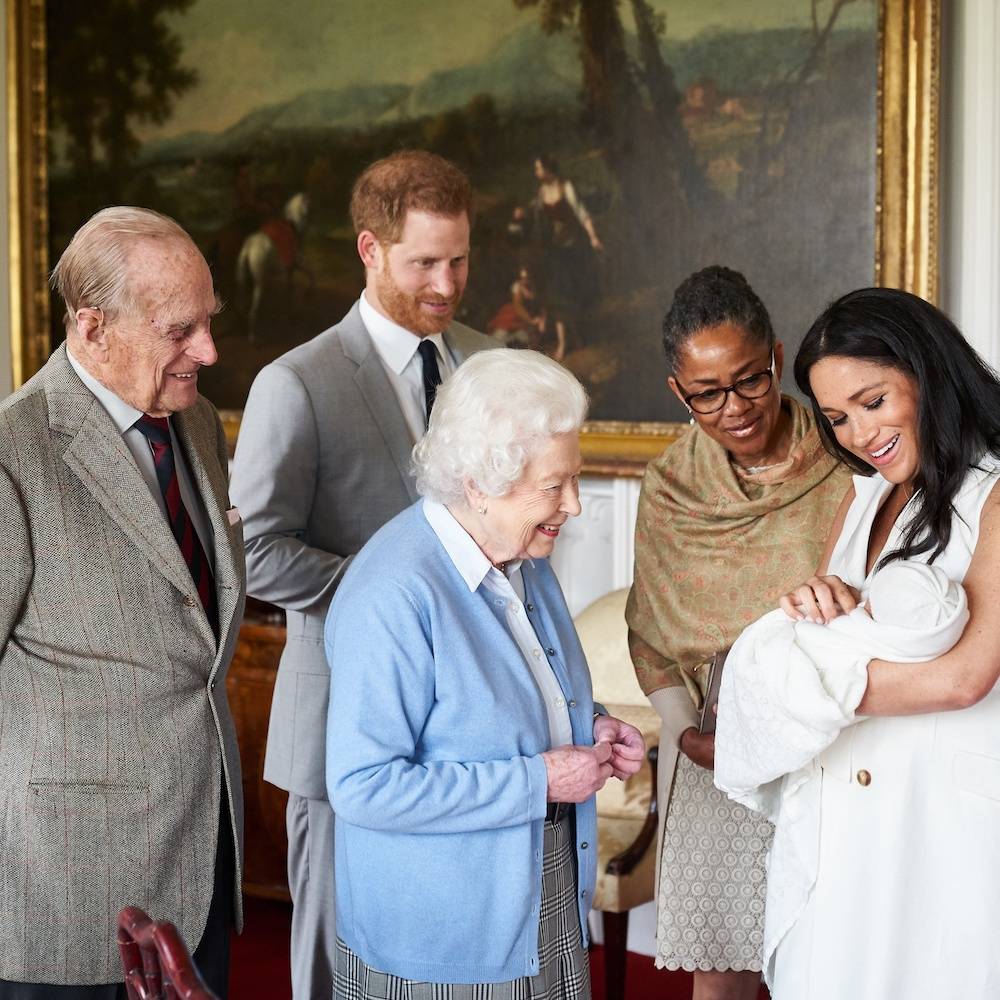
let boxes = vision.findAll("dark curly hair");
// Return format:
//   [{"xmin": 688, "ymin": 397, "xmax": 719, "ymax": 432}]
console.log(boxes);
[
  {"xmin": 661, "ymin": 265, "xmax": 774, "ymax": 373},
  {"xmin": 795, "ymin": 286, "xmax": 1000, "ymax": 569}
]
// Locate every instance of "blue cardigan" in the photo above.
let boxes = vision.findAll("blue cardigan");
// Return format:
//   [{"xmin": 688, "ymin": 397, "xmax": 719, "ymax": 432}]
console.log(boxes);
[{"xmin": 325, "ymin": 501, "xmax": 598, "ymax": 984}]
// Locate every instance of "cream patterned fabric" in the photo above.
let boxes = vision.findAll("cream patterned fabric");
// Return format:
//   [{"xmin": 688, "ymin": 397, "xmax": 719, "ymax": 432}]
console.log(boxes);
[{"xmin": 656, "ymin": 758, "xmax": 770, "ymax": 972}]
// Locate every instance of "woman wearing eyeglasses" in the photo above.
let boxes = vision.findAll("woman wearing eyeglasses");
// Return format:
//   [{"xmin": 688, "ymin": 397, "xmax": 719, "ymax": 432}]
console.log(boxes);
[{"xmin": 626, "ymin": 266, "xmax": 852, "ymax": 1000}]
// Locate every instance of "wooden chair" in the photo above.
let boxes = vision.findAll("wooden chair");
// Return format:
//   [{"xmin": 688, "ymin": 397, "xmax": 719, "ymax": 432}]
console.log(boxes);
[
  {"xmin": 575, "ymin": 589, "xmax": 661, "ymax": 1000},
  {"xmin": 117, "ymin": 906, "xmax": 218, "ymax": 1000}
]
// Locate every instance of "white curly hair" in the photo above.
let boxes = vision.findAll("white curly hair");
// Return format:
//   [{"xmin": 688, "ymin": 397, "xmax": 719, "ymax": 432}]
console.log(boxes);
[{"xmin": 412, "ymin": 349, "xmax": 588, "ymax": 505}]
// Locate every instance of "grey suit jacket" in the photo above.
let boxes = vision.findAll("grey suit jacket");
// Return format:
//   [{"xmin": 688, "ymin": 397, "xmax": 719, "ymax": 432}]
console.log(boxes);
[
  {"xmin": 0, "ymin": 346, "xmax": 247, "ymax": 985},
  {"xmin": 230, "ymin": 302, "xmax": 497, "ymax": 798}
]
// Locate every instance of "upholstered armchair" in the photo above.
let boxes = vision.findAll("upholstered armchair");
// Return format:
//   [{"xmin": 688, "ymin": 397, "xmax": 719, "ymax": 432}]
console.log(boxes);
[{"xmin": 575, "ymin": 588, "xmax": 660, "ymax": 1000}]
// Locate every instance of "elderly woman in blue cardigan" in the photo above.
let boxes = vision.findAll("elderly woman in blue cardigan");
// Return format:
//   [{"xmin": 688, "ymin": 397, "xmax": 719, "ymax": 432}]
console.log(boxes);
[{"xmin": 324, "ymin": 349, "xmax": 644, "ymax": 999}]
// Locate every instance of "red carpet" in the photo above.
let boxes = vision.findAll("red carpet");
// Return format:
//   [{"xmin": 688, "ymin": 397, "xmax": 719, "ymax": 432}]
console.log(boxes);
[{"xmin": 231, "ymin": 898, "xmax": 770, "ymax": 999}]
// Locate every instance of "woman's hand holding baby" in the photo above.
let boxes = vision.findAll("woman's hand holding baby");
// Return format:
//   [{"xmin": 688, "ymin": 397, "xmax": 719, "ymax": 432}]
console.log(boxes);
[{"xmin": 779, "ymin": 574, "xmax": 862, "ymax": 624}]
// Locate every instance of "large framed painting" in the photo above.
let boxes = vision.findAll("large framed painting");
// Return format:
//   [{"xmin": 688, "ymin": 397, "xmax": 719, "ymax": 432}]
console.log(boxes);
[{"xmin": 8, "ymin": 0, "xmax": 938, "ymax": 473}]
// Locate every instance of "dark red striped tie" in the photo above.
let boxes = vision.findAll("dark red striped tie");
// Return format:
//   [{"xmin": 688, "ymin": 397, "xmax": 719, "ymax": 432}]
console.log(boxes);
[{"xmin": 135, "ymin": 414, "xmax": 218, "ymax": 633}]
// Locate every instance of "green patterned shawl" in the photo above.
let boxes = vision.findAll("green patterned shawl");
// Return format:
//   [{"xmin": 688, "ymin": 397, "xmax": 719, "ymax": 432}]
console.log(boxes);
[{"xmin": 627, "ymin": 397, "xmax": 852, "ymax": 705}]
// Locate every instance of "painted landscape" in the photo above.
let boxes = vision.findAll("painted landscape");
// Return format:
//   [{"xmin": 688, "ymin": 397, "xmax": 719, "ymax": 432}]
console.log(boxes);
[{"xmin": 45, "ymin": 0, "xmax": 879, "ymax": 422}]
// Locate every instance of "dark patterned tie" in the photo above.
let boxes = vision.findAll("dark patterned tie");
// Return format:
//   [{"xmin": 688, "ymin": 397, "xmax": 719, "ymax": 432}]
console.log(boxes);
[
  {"xmin": 417, "ymin": 339, "xmax": 442, "ymax": 426},
  {"xmin": 134, "ymin": 415, "xmax": 218, "ymax": 632}
]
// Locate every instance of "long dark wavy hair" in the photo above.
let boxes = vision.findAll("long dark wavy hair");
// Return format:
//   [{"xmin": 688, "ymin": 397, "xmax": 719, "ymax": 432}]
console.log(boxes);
[{"xmin": 795, "ymin": 287, "xmax": 1000, "ymax": 568}]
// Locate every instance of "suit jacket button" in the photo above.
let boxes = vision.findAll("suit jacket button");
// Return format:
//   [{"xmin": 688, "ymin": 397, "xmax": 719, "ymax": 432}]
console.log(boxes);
[
  {"xmin": 856, "ymin": 769, "xmax": 872, "ymax": 786},
  {"xmin": 182, "ymin": 596, "xmax": 197, "ymax": 607}
]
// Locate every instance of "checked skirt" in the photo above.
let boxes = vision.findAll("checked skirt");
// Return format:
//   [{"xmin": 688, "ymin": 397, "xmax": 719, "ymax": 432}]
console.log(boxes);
[{"xmin": 333, "ymin": 814, "xmax": 591, "ymax": 1000}]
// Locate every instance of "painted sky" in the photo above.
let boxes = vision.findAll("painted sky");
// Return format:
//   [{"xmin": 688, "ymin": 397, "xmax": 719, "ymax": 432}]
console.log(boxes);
[{"xmin": 147, "ymin": 0, "xmax": 877, "ymax": 139}]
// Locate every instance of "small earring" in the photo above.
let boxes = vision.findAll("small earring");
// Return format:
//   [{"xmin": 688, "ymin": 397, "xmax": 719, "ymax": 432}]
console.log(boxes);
[{"xmin": 477, "ymin": 504, "xmax": 487, "ymax": 515}]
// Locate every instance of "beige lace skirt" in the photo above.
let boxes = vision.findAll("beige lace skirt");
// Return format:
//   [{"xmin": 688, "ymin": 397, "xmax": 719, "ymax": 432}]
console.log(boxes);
[{"xmin": 655, "ymin": 754, "xmax": 772, "ymax": 973}]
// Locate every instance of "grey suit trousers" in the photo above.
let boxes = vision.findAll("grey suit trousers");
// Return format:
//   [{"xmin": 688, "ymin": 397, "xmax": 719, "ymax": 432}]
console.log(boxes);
[{"xmin": 287, "ymin": 794, "xmax": 337, "ymax": 1000}]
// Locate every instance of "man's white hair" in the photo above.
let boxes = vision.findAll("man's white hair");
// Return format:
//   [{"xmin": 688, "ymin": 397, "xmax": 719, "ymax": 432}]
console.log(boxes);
[
  {"xmin": 413, "ymin": 349, "xmax": 588, "ymax": 505},
  {"xmin": 50, "ymin": 206, "xmax": 196, "ymax": 331}
]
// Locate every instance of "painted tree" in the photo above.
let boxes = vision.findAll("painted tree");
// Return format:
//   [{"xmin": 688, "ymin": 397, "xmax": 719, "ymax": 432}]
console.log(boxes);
[
  {"xmin": 512, "ymin": 0, "xmax": 708, "ymax": 277},
  {"xmin": 47, "ymin": 0, "xmax": 197, "ymax": 179}
]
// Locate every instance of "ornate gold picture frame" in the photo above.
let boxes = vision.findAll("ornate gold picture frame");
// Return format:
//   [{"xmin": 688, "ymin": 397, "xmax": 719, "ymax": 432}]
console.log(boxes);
[{"xmin": 7, "ymin": 0, "xmax": 939, "ymax": 475}]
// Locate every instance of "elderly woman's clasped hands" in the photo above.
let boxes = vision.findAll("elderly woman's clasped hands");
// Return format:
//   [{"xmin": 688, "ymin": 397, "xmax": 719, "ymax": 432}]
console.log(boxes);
[{"xmin": 543, "ymin": 716, "xmax": 645, "ymax": 802}]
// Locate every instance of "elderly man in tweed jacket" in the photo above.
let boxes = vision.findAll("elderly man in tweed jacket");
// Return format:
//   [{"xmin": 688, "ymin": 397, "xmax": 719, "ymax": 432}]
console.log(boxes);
[{"xmin": 0, "ymin": 207, "xmax": 246, "ymax": 999}]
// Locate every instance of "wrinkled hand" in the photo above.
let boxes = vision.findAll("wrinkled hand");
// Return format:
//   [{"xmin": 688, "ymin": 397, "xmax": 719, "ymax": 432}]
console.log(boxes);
[
  {"xmin": 542, "ymin": 742, "xmax": 614, "ymax": 802},
  {"xmin": 593, "ymin": 714, "xmax": 645, "ymax": 779},
  {"xmin": 679, "ymin": 727, "xmax": 715, "ymax": 770},
  {"xmin": 778, "ymin": 574, "xmax": 861, "ymax": 624}
]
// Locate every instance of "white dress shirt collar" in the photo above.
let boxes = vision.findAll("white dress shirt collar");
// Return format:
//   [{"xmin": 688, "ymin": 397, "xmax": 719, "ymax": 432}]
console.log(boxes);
[
  {"xmin": 66, "ymin": 346, "xmax": 144, "ymax": 433},
  {"xmin": 359, "ymin": 291, "xmax": 449, "ymax": 374},
  {"xmin": 422, "ymin": 499, "xmax": 524, "ymax": 593}
]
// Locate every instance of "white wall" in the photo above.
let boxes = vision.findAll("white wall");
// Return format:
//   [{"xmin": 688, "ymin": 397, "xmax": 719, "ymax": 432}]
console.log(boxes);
[{"xmin": 942, "ymin": 0, "xmax": 1000, "ymax": 365}]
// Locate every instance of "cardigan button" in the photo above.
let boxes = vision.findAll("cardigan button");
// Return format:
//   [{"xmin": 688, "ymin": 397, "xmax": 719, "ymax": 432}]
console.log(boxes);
[
  {"xmin": 526, "ymin": 603, "xmax": 535, "ymax": 612},
  {"xmin": 546, "ymin": 647, "xmax": 556, "ymax": 656},
  {"xmin": 568, "ymin": 699, "xmax": 577, "ymax": 708},
  {"xmin": 581, "ymin": 841, "xmax": 589, "ymax": 849}
]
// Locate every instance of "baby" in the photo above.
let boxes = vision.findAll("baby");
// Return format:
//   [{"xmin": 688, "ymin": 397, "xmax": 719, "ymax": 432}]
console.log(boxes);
[{"xmin": 714, "ymin": 561, "xmax": 968, "ymax": 808}]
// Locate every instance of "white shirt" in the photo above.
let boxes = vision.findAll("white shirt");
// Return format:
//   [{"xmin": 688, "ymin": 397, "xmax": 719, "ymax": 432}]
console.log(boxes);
[
  {"xmin": 422, "ymin": 499, "xmax": 574, "ymax": 749},
  {"xmin": 66, "ymin": 347, "xmax": 214, "ymax": 570},
  {"xmin": 358, "ymin": 292, "xmax": 456, "ymax": 443}
]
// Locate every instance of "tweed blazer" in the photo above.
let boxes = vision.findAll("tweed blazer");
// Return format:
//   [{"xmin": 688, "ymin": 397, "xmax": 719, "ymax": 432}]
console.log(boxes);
[
  {"xmin": 230, "ymin": 302, "xmax": 498, "ymax": 799},
  {"xmin": 0, "ymin": 345, "xmax": 246, "ymax": 985}
]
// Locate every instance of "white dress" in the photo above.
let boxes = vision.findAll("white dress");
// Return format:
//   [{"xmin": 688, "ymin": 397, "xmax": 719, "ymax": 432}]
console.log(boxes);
[{"xmin": 770, "ymin": 459, "xmax": 1000, "ymax": 999}]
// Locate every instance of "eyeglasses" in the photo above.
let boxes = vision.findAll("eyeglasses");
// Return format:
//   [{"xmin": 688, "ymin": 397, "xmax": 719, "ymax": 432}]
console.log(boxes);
[{"xmin": 678, "ymin": 353, "xmax": 776, "ymax": 415}]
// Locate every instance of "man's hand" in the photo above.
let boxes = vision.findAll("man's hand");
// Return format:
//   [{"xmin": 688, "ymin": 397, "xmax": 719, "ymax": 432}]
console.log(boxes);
[
  {"xmin": 679, "ymin": 727, "xmax": 715, "ymax": 770},
  {"xmin": 593, "ymin": 714, "xmax": 646, "ymax": 779},
  {"xmin": 542, "ymin": 743, "xmax": 614, "ymax": 802}
]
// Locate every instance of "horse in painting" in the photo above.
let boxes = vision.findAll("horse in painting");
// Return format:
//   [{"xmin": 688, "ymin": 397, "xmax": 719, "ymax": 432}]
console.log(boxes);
[{"xmin": 236, "ymin": 191, "xmax": 312, "ymax": 340}]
